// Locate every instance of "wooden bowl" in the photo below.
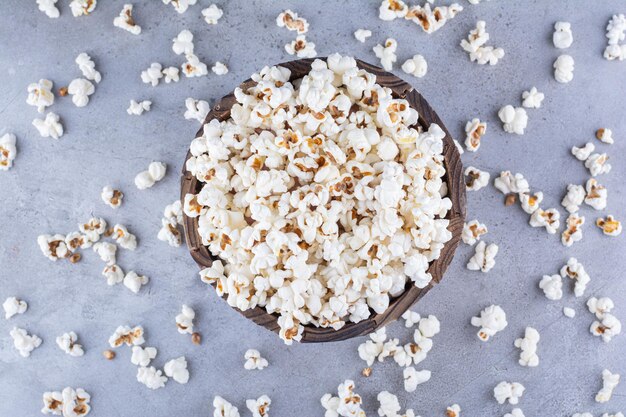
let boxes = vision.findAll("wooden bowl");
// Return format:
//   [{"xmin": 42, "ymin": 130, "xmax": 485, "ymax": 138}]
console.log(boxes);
[{"xmin": 180, "ymin": 57, "xmax": 466, "ymax": 343}]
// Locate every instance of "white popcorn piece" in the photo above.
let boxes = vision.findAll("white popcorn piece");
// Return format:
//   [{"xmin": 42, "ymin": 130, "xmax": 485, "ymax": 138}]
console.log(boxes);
[
  {"xmin": 465, "ymin": 166, "xmax": 490, "ymax": 191},
  {"xmin": 101, "ymin": 186, "xmax": 123, "ymax": 209},
  {"xmin": 553, "ymin": 22, "xmax": 573, "ymax": 49},
  {"xmin": 522, "ymin": 87, "xmax": 544, "ymax": 109},
  {"xmin": 563, "ymin": 307, "xmax": 576, "ymax": 318},
  {"xmin": 37, "ymin": 0, "xmax": 60, "ymax": 18},
  {"xmin": 561, "ymin": 213, "xmax": 585, "ymax": 247},
  {"xmin": 33, "ymin": 112, "xmax": 64, "ymax": 139},
  {"xmin": 446, "ymin": 404, "xmax": 461, "ymax": 417},
  {"xmin": 64, "ymin": 231, "xmax": 91, "ymax": 253},
  {"xmin": 246, "ymin": 395, "xmax": 271, "ymax": 417},
  {"xmin": 93, "ymin": 242, "xmax": 116, "ymax": 265},
  {"xmin": 519, "ymin": 191, "xmax": 543, "ymax": 214},
  {"xmin": 494, "ymin": 171, "xmax": 529, "ymax": 195},
  {"xmin": 212, "ymin": 61, "xmax": 229, "ymax": 75},
  {"xmin": 131, "ymin": 346, "xmax": 157, "ymax": 367},
  {"xmin": 471, "ymin": 305, "xmax": 507, "ymax": 341},
  {"xmin": 401, "ymin": 55, "xmax": 428, "ymax": 78},
  {"xmin": 184, "ymin": 98, "xmax": 210, "ymax": 123},
  {"xmin": 38, "ymin": 234, "xmax": 69, "ymax": 261},
  {"xmin": 102, "ymin": 264, "xmax": 124, "ymax": 285},
  {"xmin": 67, "ymin": 78, "xmax": 95, "ymax": 107},
  {"xmin": 590, "ymin": 313, "xmax": 622, "ymax": 342},
  {"xmin": 354, "ymin": 29, "xmax": 372, "ymax": 43},
  {"xmin": 276, "ymin": 9, "xmax": 309, "ymax": 34},
  {"xmin": 596, "ymin": 128, "xmax": 614, "ymax": 145},
  {"xmin": 373, "ymin": 38, "xmax": 398, "ymax": 71},
  {"xmin": 182, "ymin": 54, "xmax": 208, "ymax": 77},
  {"xmin": 75, "ymin": 53, "xmax": 101, "ymax": 83},
  {"xmin": 529, "ymin": 208, "xmax": 561, "ymax": 234},
  {"xmin": 113, "ymin": 4, "xmax": 141, "ymax": 35},
  {"xmin": 127, "ymin": 99, "xmax": 152, "ymax": 116},
  {"xmin": 460, "ymin": 21, "xmax": 505, "ymax": 65},
  {"xmin": 514, "ymin": 326, "xmax": 540, "ymax": 367},
  {"xmin": 539, "ymin": 274, "xmax": 563, "ymax": 301},
  {"xmin": 164, "ymin": 356, "xmax": 189, "ymax": 384},
  {"xmin": 572, "ymin": 143, "xmax": 595, "ymax": 161},
  {"xmin": 285, "ymin": 35, "xmax": 317, "ymax": 58},
  {"xmin": 596, "ymin": 369, "xmax": 620, "ymax": 403},
  {"xmin": 213, "ymin": 396, "xmax": 240, "ymax": 417},
  {"xmin": 175, "ymin": 304, "xmax": 195, "ymax": 334},
  {"xmin": 377, "ymin": 391, "xmax": 414, "ymax": 417},
  {"xmin": 467, "ymin": 241, "xmax": 498, "ymax": 273},
  {"xmin": 41, "ymin": 387, "xmax": 91, "ymax": 417},
  {"xmin": 498, "ymin": 105, "xmax": 528, "ymax": 135},
  {"xmin": 172, "ymin": 30, "xmax": 194, "ymax": 55},
  {"xmin": 79, "ymin": 217, "xmax": 107, "ymax": 242},
  {"xmin": 69, "ymin": 0, "xmax": 96, "ymax": 17},
  {"xmin": 379, "ymin": 0, "xmax": 408, "ymax": 21},
  {"xmin": 158, "ymin": 200, "xmax": 183, "ymax": 247},
  {"xmin": 141, "ymin": 63, "xmax": 163, "ymax": 86},
  {"xmin": 554, "ymin": 54, "xmax": 574, "ymax": 83},
  {"xmin": 504, "ymin": 409, "xmax": 526, "ymax": 417},
  {"xmin": 585, "ymin": 153, "xmax": 612, "ymax": 176},
  {"xmin": 494, "ymin": 381, "xmax": 525, "ymax": 405},
  {"xmin": 405, "ymin": 3, "xmax": 463, "ymax": 34},
  {"xmin": 108, "ymin": 325, "xmax": 145, "ymax": 347},
  {"xmin": 464, "ymin": 118, "xmax": 486, "ymax": 152},
  {"xmin": 244, "ymin": 349, "xmax": 269, "ymax": 370},
  {"xmin": 111, "ymin": 224, "xmax": 137, "ymax": 250},
  {"xmin": 56, "ymin": 331, "xmax": 84, "ymax": 357},
  {"xmin": 202, "ymin": 4, "xmax": 223, "ymax": 25},
  {"xmin": 27, "ymin": 79, "xmax": 54, "ymax": 113},
  {"xmin": 603, "ymin": 14, "xmax": 626, "ymax": 61},
  {"xmin": 596, "ymin": 215, "xmax": 622, "ymax": 236},
  {"xmin": 587, "ymin": 297, "xmax": 615, "ymax": 318},
  {"xmin": 123, "ymin": 271, "xmax": 149, "ymax": 294},
  {"xmin": 561, "ymin": 184, "xmax": 585, "ymax": 213},
  {"xmin": 418, "ymin": 315, "xmax": 440, "ymax": 338},
  {"xmin": 401, "ymin": 310, "xmax": 420, "ymax": 328},
  {"xmin": 41, "ymin": 390, "xmax": 63, "ymax": 415},
  {"xmin": 0, "ymin": 133, "xmax": 17, "ymax": 171},
  {"xmin": 403, "ymin": 366, "xmax": 431, "ymax": 392},
  {"xmin": 137, "ymin": 366, "xmax": 167, "ymax": 389},
  {"xmin": 3, "ymin": 297, "xmax": 27, "ymax": 319},
  {"xmin": 358, "ymin": 328, "xmax": 386, "ymax": 366},
  {"xmin": 162, "ymin": 66, "xmax": 180, "ymax": 83},
  {"xmin": 462, "ymin": 220, "xmax": 488, "ymax": 245},
  {"xmin": 135, "ymin": 161, "xmax": 166, "ymax": 189},
  {"xmin": 10, "ymin": 327, "xmax": 42, "ymax": 357},
  {"xmin": 560, "ymin": 258, "xmax": 590, "ymax": 297}
]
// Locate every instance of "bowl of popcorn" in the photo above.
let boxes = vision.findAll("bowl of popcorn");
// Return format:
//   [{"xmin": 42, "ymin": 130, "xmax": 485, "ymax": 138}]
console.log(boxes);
[{"xmin": 180, "ymin": 54, "xmax": 466, "ymax": 344}]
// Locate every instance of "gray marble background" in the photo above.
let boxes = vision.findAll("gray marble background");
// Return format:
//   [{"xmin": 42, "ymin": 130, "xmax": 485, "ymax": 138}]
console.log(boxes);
[{"xmin": 1, "ymin": 0, "xmax": 625, "ymax": 416}]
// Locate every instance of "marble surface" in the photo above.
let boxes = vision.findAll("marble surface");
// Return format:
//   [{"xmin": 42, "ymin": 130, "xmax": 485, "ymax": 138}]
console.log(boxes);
[{"xmin": 0, "ymin": 0, "xmax": 625, "ymax": 416}]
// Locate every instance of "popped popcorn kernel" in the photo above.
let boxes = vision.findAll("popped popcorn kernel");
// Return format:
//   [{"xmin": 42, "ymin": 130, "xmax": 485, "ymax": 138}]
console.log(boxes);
[
  {"xmin": 403, "ymin": 366, "xmax": 431, "ymax": 392},
  {"xmin": 137, "ymin": 366, "xmax": 167, "ymax": 389},
  {"xmin": 471, "ymin": 305, "xmax": 507, "ymax": 341},
  {"xmin": 514, "ymin": 327, "xmax": 540, "ymax": 367},
  {"xmin": 162, "ymin": 0, "xmax": 197, "ymax": 14},
  {"xmin": 131, "ymin": 346, "xmax": 157, "ymax": 367},
  {"xmin": 135, "ymin": 161, "xmax": 166, "ymax": 189},
  {"xmin": 213, "ymin": 396, "xmax": 240, "ymax": 417},
  {"xmin": 401, "ymin": 55, "xmax": 428, "ymax": 78},
  {"xmin": 67, "ymin": 78, "xmax": 94, "ymax": 107},
  {"xmin": 37, "ymin": 0, "xmax": 60, "ymax": 18},
  {"xmin": 163, "ymin": 66, "xmax": 180, "ymax": 83},
  {"xmin": 184, "ymin": 98, "xmax": 210, "ymax": 123},
  {"xmin": 529, "ymin": 208, "xmax": 560, "ymax": 234},
  {"xmin": 202, "ymin": 4, "xmax": 223, "ymax": 25},
  {"xmin": 42, "ymin": 387, "xmax": 91, "ymax": 417},
  {"xmin": 465, "ymin": 166, "xmax": 490, "ymax": 191},
  {"xmin": 69, "ymin": 0, "xmax": 96, "ymax": 17},
  {"xmin": 561, "ymin": 213, "xmax": 585, "ymax": 247},
  {"xmin": 596, "ymin": 215, "xmax": 622, "ymax": 236},
  {"xmin": 572, "ymin": 143, "xmax": 595, "ymax": 161},
  {"xmin": 460, "ymin": 21, "xmax": 504, "ymax": 65},
  {"xmin": 113, "ymin": 4, "xmax": 141, "ymax": 35},
  {"xmin": 446, "ymin": 404, "xmax": 461, "ymax": 417},
  {"xmin": 560, "ymin": 258, "xmax": 590, "ymax": 297},
  {"xmin": 584, "ymin": 178, "xmax": 608, "ymax": 210},
  {"xmin": 246, "ymin": 395, "xmax": 271, "ymax": 417},
  {"xmin": 172, "ymin": 30, "xmax": 194, "ymax": 55},
  {"xmin": 462, "ymin": 221, "xmax": 488, "ymax": 245},
  {"xmin": 33, "ymin": 112, "xmax": 64, "ymax": 139},
  {"xmin": 141, "ymin": 63, "xmax": 163, "ymax": 86},
  {"xmin": 101, "ymin": 186, "xmax": 123, "ymax": 209},
  {"xmin": 603, "ymin": 14, "xmax": 626, "ymax": 61},
  {"xmin": 504, "ymin": 409, "xmax": 526, "ymax": 417},
  {"xmin": 127, "ymin": 99, "xmax": 151, "ymax": 116},
  {"xmin": 354, "ymin": 29, "xmax": 372, "ymax": 43},
  {"xmin": 38, "ymin": 234, "xmax": 69, "ymax": 261},
  {"xmin": 212, "ymin": 61, "xmax": 229, "ymax": 75},
  {"xmin": 123, "ymin": 271, "xmax": 149, "ymax": 294},
  {"xmin": 0, "ymin": 133, "xmax": 17, "ymax": 171},
  {"xmin": 175, "ymin": 304, "xmax": 195, "ymax": 334},
  {"xmin": 554, "ymin": 54, "xmax": 574, "ymax": 83},
  {"xmin": 498, "ymin": 105, "xmax": 528, "ymax": 135},
  {"xmin": 164, "ymin": 356, "xmax": 189, "ymax": 384},
  {"xmin": 563, "ymin": 307, "xmax": 576, "ymax": 318},
  {"xmin": 379, "ymin": 0, "xmax": 408, "ymax": 21},
  {"xmin": 596, "ymin": 128, "xmax": 614, "ymax": 144},
  {"xmin": 108, "ymin": 325, "xmax": 145, "ymax": 348},
  {"xmin": 93, "ymin": 241, "xmax": 117, "ymax": 265},
  {"xmin": 596, "ymin": 369, "xmax": 620, "ymax": 403},
  {"xmin": 405, "ymin": 3, "xmax": 463, "ymax": 34},
  {"xmin": 10, "ymin": 327, "xmax": 42, "ymax": 357},
  {"xmin": 553, "ymin": 21, "xmax": 573, "ymax": 49},
  {"xmin": 27, "ymin": 79, "xmax": 54, "ymax": 113},
  {"xmin": 182, "ymin": 54, "xmax": 208, "ymax": 77},
  {"xmin": 3, "ymin": 297, "xmax": 27, "ymax": 319},
  {"xmin": 494, "ymin": 171, "xmax": 529, "ymax": 195},
  {"xmin": 76, "ymin": 53, "xmax": 101, "ymax": 83},
  {"xmin": 561, "ymin": 184, "xmax": 585, "ymax": 213},
  {"xmin": 522, "ymin": 87, "xmax": 544, "ymax": 109},
  {"xmin": 56, "ymin": 331, "xmax": 84, "ymax": 357},
  {"xmin": 466, "ymin": 241, "xmax": 498, "ymax": 272},
  {"xmin": 493, "ymin": 381, "xmax": 525, "ymax": 405},
  {"xmin": 244, "ymin": 349, "xmax": 269, "ymax": 370},
  {"xmin": 373, "ymin": 38, "xmax": 398, "ymax": 71},
  {"xmin": 464, "ymin": 118, "xmax": 486, "ymax": 152},
  {"xmin": 539, "ymin": 274, "xmax": 563, "ymax": 301},
  {"xmin": 276, "ymin": 9, "xmax": 309, "ymax": 34},
  {"xmin": 585, "ymin": 153, "xmax": 611, "ymax": 176}
]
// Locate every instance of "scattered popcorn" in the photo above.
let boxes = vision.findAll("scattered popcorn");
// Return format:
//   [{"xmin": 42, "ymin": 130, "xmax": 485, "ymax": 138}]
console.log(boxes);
[
  {"xmin": 603, "ymin": 14, "xmax": 626, "ymax": 61},
  {"xmin": 137, "ymin": 366, "xmax": 167, "ymax": 389},
  {"xmin": 460, "ymin": 21, "xmax": 504, "ymax": 65},
  {"xmin": 56, "ymin": 331, "xmax": 84, "ymax": 357},
  {"xmin": 276, "ymin": 9, "xmax": 309, "ymax": 34},
  {"xmin": 10, "ymin": 327, "xmax": 42, "ymax": 357},
  {"xmin": 131, "ymin": 346, "xmax": 157, "ymax": 367},
  {"xmin": 69, "ymin": 0, "xmax": 96, "ymax": 17},
  {"xmin": 379, "ymin": 0, "xmax": 408, "ymax": 21},
  {"xmin": 522, "ymin": 87, "xmax": 544, "ymax": 109},
  {"xmin": 354, "ymin": 29, "xmax": 372, "ymax": 43},
  {"xmin": 467, "ymin": 241, "xmax": 498, "ymax": 272},
  {"xmin": 141, "ymin": 63, "xmax": 163, "ymax": 86},
  {"xmin": 42, "ymin": 387, "xmax": 91, "ymax": 417},
  {"xmin": 588, "ymin": 297, "xmax": 621, "ymax": 343},
  {"xmin": 162, "ymin": 66, "xmax": 180, "ymax": 83},
  {"xmin": 93, "ymin": 241, "xmax": 116, "ymax": 265},
  {"xmin": 504, "ymin": 409, "xmax": 526, "ymax": 417},
  {"xmin": 596, "ymin": 128, "xmax": 614, "ymax": 144},
  {"xmin": 213, "ymin": 396, "xmax": 240, "ymax": 417},
  {"xmin": 462, "ymin": 220, "xmax": 488, "ymax": 245},
  {"xmin": 401, "ymin": 55, "xmax": 428, "ymax": 78},
  {"xmin": 162, "ymin": 0, "xmax": 196, "ymax": 14},
  {"xmin": 3, "ymin": 297, "xmax": 27, "ymax": 319},
  {"xmin": 164, "ymin": 356, "xmax": 189, "ymax": 384},
  {"xmin": 539, "ymin": 274, "xmax": 563, "ymax": 300},
  {"xmin": 519, "ymin": 191, "xmax": 543, "ymax": 214},
  {"xmin": 588, "ymin": 297, "xmax": 615, "ymax": 318},
  {"xmin": 498, "ymin": 105, "xmax": 528, "ymax": 135},
  {"xmin": 158, "ymin": 200, "xmax": 183, "ymax": 247},
  {"xmin": 494, "ymin": 171, "xmax": 530, "ymax": 195},
  {"xmin": 377, "ymin": 391, "xmax": 414, "ymax": 417},
  {"xmin": 246, "ymin": 395, "xmax": 271, "ymax": 417},
  {"xmin": 465, "ymin": 166, "xmax": 490, "ymax": 191},
  {"xmin": 123, "ymin": 271, "xmax": 149, "ymax": 294},
  {"xmin": 554, "ymin": 55, "xmax": 574, "ymax": 83},
  {"xmin": 596, "ymin": 215, "xmax": 622, "ymax": 236},
  {"xmin": 596, "ymin": 369, "xmax": 620, "ymax": 403},
  {"xmin": 244, "ymin": 349, "xmax": 269, "ymax": 370},
  {"xmin": 37, "ymin": 0, "xmax": 60, "ymax": 18},
  {"xmin": 172, "ymin": 30, "xmax": 194, "ymax": 55},
  {"xmin": 127, "ymin": 99, "xmax": 151, "ymax": 116},
  {"xmin": 108, "ymin": 325, "xmax": 145, "ymax": 347},
  {"xmin": 514, "ymin": 326, "xmax": 539, "ymax": 367},
  {"xmin": 202, "ymin": 4, "xmax": 223, "ymax": 24},
  {"xmin": 405, "ymin": 3, "xmax": 463, "ymax": 34},
  {"xmin": 585, "ymin": 153, "xmax": 612, "ymax": 176},
  {"xmin": 27, "ymin": 79, "xmax": 54, "ymax": 113},
  {"xmin": 182, "ymin": 53, "xmax": 208, "ymax": 77},
  {"xmin": 33, "ymin": 112, "xmax": 64, "ymax": 139},
  {"xmin": 446, "ymin": 404, "xmax": 461, "ymax": 417},
  {"xmin": 562, "ymin": 213, "xmax": 585, "ymax": 247},
  {"xmin": 113, "ymin": 4, "xmax": 141, "ymax": 35},
  {"xmin": 184, "ymin": 98, "xmax": 210, "ymax": 123},
  {"xmin": 0, "ymin": 133, "xmax": 17, "ymax": 171},
  {"xmin": 111, "ymin": 224, "xmax": 136, "ymax": 250},
  {"xmin": 212, "ymin": 61, "xmax": 229, "ymax": 75},
  {"xmin": 561, "ymin": 184, "xmax": 585, "ymax": 213},
  {"xmin": 67, "ymin": 78, "xmax": 95, "ymax": 107},
  {"xmin": 101, "ymin": 186, "xmax": 123, "ymax": 209},
  {"xmin": 560, "ymin": 258, "xmax": 590, "ymax": 297},
  {"xmin": 572, "ymin": 143, "xmax": 595, "ymax": 161},
  {"xmin": 285, "ymin": 35, "xmax": 317, "ymax": 58},
  {"xmin": 80, "ymin": 217, "xmax": 107, "ymax": 242},
  {"xmin": 75, "ymin": 53, "xmax": 101, "ymax": 83},
  {"xmin": 553, "ymin": 22, "xmax": 573, "ymax": 49},
  {"xmin": 403, "ymin": 366, "xmax": 431, "ymax": 392},
  {"xmin": 135, "ymin": 161, "xmax": 166, "ymax": 189},
  {"xmin": 529, "ymin": 208, "xmax": 561, "ymax": 234},
  {"xmin": 563, "ymin": 307, "xmax": 576, "ymax": 318},
  {"xmin": 585, "ymin": 179, "xmax": 607, "ymax": 210},
  {"xmin": 419, "ymin": 315, "xmax": 440, "ymax": 338},
  {"xmin": 471, "ymin": 305, "xmax": 508, "ymax": 341},
  {"xmin": 358, "ymin": 328, "xmax": 386, "ymax": 366},
  {"xmin": 38, "ymin": 234, "xmax": 69, "ymax": 261},
  {"xmin": 373, "ymin": 38, "xmax": 398, "ymax": 71},
  {"xmin": 464, "ymin": 118, "xmax": 486, "ymax": 152},
  {"xmin": 494, "ymin": 381, "xmax": 525, "ymax": 405},
  {"xmin": 175, "ymin": 304, "xmax": 195, "ymax": 334}
]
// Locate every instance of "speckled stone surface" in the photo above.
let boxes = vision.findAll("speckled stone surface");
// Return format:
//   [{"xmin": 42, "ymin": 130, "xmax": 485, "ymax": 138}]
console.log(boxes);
[{"xmin": 1, "ymin": 1, "xmax": 625, "ymax": 416}]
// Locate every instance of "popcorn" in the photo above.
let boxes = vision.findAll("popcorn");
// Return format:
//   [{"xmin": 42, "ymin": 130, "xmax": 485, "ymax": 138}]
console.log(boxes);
[
  {"xmin": 493, "ymin": 381, "xmax": 525, "ymax": 405},
  {"xmin": 498, "ymin": 106, "xmax": 528, "ymax": 135},
  {"xmin": 596, "ymin": 369, "xmax": 620, "ymax": 403},
  {"xmin": 3, "ymin": 297, "xmax": 27, "ymax": 319},
  {"xmin": 123, "ymin": 271, "xmax": 149, "ymax": 293},
  {"xmin": 33, "ymin": 112, "xmax": 64, "ymax": 139},
  {"xmin": 467, "ymin": 241, "xmax": 498, "ymax": 273},
  {"xmin": 465, "ymin": 166, "xmax": 490, "ymax": 191},
  {"xmin": 41, "ymin": 390, "xmax": 64, "ymax": 415},
  {"xmin": 377, "ymin": 391, "xmax": 414, "ymax": 417},
  {"xmin": 522, "ymin": 87, "xmax": 544, "ymax": 109},
  {"xmin": 560, "ymin": 258, "xmax": 590, "ymax": 297},
  {"xmin": 244, "ymin": 349, "xmax": 269, "ymax": 370},
  {"xmin": 460, "ymin": 21, "xmax": 504, "ymax": 65},
  {"xmin": 173, "ymin": 30, "xmax": 194, "ymax": 55},
  {"xmin": 137, "ymin": 366, "xmax": 167, "ymax": 389},
  {"xmin": 164, "ymin": 356, "xmax": 189, "ymax": 384},
  {"xmin": 401, "ymin": 55, "xmax": 428, "ymax": 78},
  {"xmin": 158, "ymin": 200, "xmax": 183, "ymax": 247},
  {"xmin": 27, "ymin": 79, "xmax": 54, "ymax": 113},
  {"xmin": 405, "ymin": 3, "xmax": 463, "ymax": 34},
  {"xmin": 175, "ymin": 304, "xmax": 195, "ymax": 334},
  {"xmin": 79, "ymin": 217, "xmax": 106, "ymax": 242},
  {"xmin": 596, "ymin": 215, "xmax": 622, "ymax": 236},
  {"xmin": 285, "ymin": 35, "xmax": 317, "ymax": 58},
  {"xmin": 276, "ymin": 10, "xmax": 309, "ymax": 34},
  {"xmin": 358, "ymin": 328, "xmax": 386, "ymax": 366},
  {"xmin": 464, "ymin": 118, "xmax": 486, "ymax": 152},
  {"xmin": 539, "ymin": 274, "xmax": 563, "ymax": 300},
  {"xmin": 462, "ymin": 220, "xmax": 487, "ymax": 245},
  {"xmin": 373, "ymin": 38, "xmax": 398, "ymax": 71},
  {"xmin": 246, "ymin": 395, "xmax": 271, "ymax": 417},
  {"xmin": 162, "ymin": 67, "xmax": 180, "ymax": 83},
  {"xmin": 37, "ymin": 0, "xmax": 60, "ymax": 18},
  {"xmin": 596, "ymin": 128, "xmax": 614, "ymax": 144},
  {"xmin": 587, "ymin": 297, "xmax": 615, "ymax": 318},
  {"xmin": 553, "ymin": 22, "xmax": 573, "ymax": 48},
  {"xmin": 10, "ymin": 327, "xmax": 42, "ymax": 357},
  {"xmin": 402, "ymin": 310, "xmax": 420, "ymax": 327},
  {"xmin": 354, "ymin": 29, "xmax": 372, "ymax": 43},
  {"xmin": 135, "ymin": 161, "xmax": 167, "ymax": 189},
  {"xmin": 519, "ymin": 192, "xmax": 543, "ymax": 214},
  {"xmin": 67, "ymin": 78, "xmax": 95, "ymax": 107},
  {"xmin": 101, "ymin": 186, "xmax": 123, "ymax": 208},
  {"xmin": 184, "ymin": 98, "xmax": 210, "ymax": 123},
  {"xmin": 56, "ymin": 331, "xmax": 84, "ymax": 357},
  {"xmin": 561, "ymin": 213, "xmax": 584, "ymax": 247},
  {"xmin": 514, "ymin": 326, "xmax": 539, "ymax": 367},
  {"xmin": 603, "ymin": 14, "xmax": 626, "ymax": 61},
  {"xmin": 182, "ymin": 54, "xmax": 208, "ymax": 77},
  {"xmin": 446, "ymin": 404, "xmax": 461, "ymax": 417},
  {"xmin": 108, "ymin": 325, "xmax": 144, "ymax": 347},
  {"xmin": 587, "ymin": 296, "xmax": 621, "ymax": 343},
  {"xmin": 202, "ymin": 4, "xmax": 223, "ymax": 25},
  {"xmin": 403, "ymin": 366, "xmax": 431, "ymax": 392},
  {"xmin": 131, "ymin": 346, "xmax": 157, "ymax": 367},
  {"xmin": 213, "ymin": 396, "xmax": 240, "ymax": 417},
  {"xmin": 379, "ymin": 0, "xmax": 408, "ymax": 21},
  {"xmin": 41, "ymin": 387, "xmax": 91, "ymax": 417},
  {"xmin": 561, "ymin": 184, "xmax": 585, "ymax": 213},
  {"xmin": 471, "ymin": 305, "xmax": 507, "ymax": 341},
  {"xmin": 585, "ymin": 153, "xmax": 611, "ymax": 176},
  {"xmin": 75, "ymin": 53, "xmax": 101, "ymax": 83},
  {"xmin": 419, "ymin": 315, "xmax": 440, "ymax": 338},
  {"xmin": 529, "ymin": 208, "xmax": 560, "ymax": 234},
  {"xmin": 504, "ymin": 409, "xmax": 525, "ymax": 417},
  {"xmin": 127, "ymin": 100, "xmax": 151, "ymax": 116},
  {"xmin": 571, "ymin": 143, "xmax": 595, "ymax": 161},
  {"xmin": 554, "ymin": 55, "xmax": 574, "ymax": 83},
  {"xmin": 93, "ymin": 242, "xmax": 116, "ymax": 265},
  {"xmin": 69, "ymin": 0, "xmax": 96, "ymax": 17},
  {"xmin": 113, "ymin": 4, "xmax": 141, "ymax": 35},
  {"xmin": 141, "ymin": 63, "xmax": 163, "ymax": 86},
  {"xmin": 494, "ymin": 171, "xmax": 529, "ymax": 195},
  {"xmin": 0, "ymin": 133, "xmax": 17, "ymax": 171},
  {"xmin": 212, "ymin": 61, "xmax": 229, "ymax": 75},
  {"xmin": 38, "ymin": 234, "xmax": 69, "ymax": 260},
  {"xmin": 563, "ymin": 307, "xmax": 576, "ymax": 318},
  {"xmin": 162, "ymin": 0, "xmax": 196, "ymax": 14}
]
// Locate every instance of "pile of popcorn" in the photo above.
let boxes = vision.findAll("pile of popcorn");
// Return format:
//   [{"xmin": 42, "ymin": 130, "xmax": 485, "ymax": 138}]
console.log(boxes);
[{"xmin": 185, "ymin": 54, "xmax": 453, "ymax": 344}]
